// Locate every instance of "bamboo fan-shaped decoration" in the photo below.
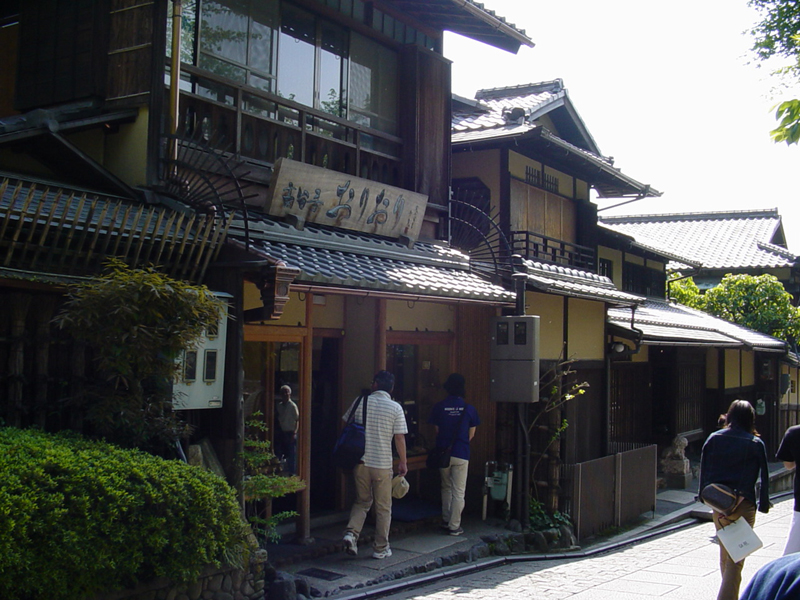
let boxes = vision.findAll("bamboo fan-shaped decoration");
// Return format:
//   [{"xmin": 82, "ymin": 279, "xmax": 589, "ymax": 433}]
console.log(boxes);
[
  {"xmin": 158, "ymin": 132, "xmax": 258, "ymax": 249},
  {"xmin": 448, "ymin": 182, "xmax": 514, "ymax": 277}
]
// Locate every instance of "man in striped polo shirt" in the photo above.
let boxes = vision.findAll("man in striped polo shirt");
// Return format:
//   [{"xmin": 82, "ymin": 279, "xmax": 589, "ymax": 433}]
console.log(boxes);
[{"xmin": 342, "ymin": 371, "xmax": 408, "ymax": 560}]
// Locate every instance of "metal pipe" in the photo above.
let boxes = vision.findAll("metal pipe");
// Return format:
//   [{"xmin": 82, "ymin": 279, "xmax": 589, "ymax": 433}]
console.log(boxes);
[{"xmin": 169, "ymin": 0, "xmax": 183, "ymax": 161}]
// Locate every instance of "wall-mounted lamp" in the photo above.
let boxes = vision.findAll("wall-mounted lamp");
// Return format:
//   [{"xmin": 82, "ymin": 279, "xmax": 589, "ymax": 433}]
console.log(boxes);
[{"xmin": 609, "ymin": 342, "xmax": 627, "ymax": 354}]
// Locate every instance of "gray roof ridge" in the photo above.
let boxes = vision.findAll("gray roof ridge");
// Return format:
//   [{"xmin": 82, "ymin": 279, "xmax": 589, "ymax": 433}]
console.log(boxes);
[
  {"xmin": 610, "ymin": 299, "xmax": 787, "ymax": 347},
  {"xmin": 524, "ymin": 259, "xmax": 615, "ymax": 288},
  {"xmin": 536, "ymin": 128, "xmax": 613, "ymax": 165},
  {"xmin": 757, "ymin": 239, "xmax": 797, "ymax": 260},
  {"xmin": 599, "ymin": 208, "xmax": 780, "ymax": 224},
  {"xmin": 455, "ymin": 0, "xmax": 532, "ymax": 48},
  {"xmin": 475, "ymin": 79, "xmax": 564, "ymax": 100},
  {"xmin": 235, "ymin": 216, "xmax": 472, "ymax": 270}
]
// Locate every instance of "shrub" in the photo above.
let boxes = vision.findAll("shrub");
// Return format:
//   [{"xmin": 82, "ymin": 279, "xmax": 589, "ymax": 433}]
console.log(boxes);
[
  {"xmin": 0, "ymin": 427, "xmax": 248, "ymax": 600},
  {"xmin": 52, "ymin": 259, "xmax": 226, "ymax": 454}
]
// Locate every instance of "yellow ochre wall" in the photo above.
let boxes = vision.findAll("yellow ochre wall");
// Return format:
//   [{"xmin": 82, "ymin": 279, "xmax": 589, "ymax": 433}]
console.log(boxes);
[
  {"xmin": 310, "ymin": 294, "xmax": 345, "ymax": 329},
  {"xmin": 105, "ymin": 108, "xmax": 148, "ymax": 188},
  {"xmin": 723, "ymin": 349, "xmax": 756, "ymax": 389},
  {"xmin": 525, "ymin": 291, "xmax": 564, "ymax": 360},
  {"xmin": 741, "ymin": 350, "xmax": 755, "ymax": 387},
  {"xmin": 387, "ymin": 299, "xmax": 454, "ymax": 332},
  {"xmin": 597, "ymin": 246, "xmax": 623, "ymax": 289},
  {"xmin": 525, "ymin": 292, "xmax": 605, "ymax": 361},
  {"xmin": 243, "ymin": 283, "xmax": 307, "ymax": 326},
  {"xmin": 567, "ymin": 298, "xmax": 605, "ymax": 360},
  {"xmin": 452, "ymin": 149, "xmax": 502, "ymax": 212}
]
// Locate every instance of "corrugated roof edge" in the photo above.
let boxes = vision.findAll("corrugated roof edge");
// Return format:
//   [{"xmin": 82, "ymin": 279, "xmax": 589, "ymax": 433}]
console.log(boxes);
[{"xmin": 599, "ymin": 208, "xmax": 780, "ymax": 224}]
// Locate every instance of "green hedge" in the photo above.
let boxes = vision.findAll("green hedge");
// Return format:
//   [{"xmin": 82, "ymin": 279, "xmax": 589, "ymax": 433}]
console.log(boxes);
[{"xmin": 0, "ymin": 427, "xmax": 247, "ymax": 600}]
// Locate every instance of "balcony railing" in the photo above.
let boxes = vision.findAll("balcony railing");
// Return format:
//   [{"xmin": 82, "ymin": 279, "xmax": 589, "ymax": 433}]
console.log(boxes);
[
  {"xmin": 510, "ymin": 230, "xmax": 595, "ymax": 271},
  {"xmin": 173, "ymin": 65, "xmax": 403, "ymax": 187}
]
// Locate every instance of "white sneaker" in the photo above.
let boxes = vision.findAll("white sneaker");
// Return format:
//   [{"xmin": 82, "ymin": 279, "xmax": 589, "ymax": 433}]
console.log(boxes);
[
  {"xmin": 372, "ymin": 547, "xmax": 392, "ymax": 559},
  {"xmin": 342, "ymin": 532, "xmax": 357, "ymax": 556}
]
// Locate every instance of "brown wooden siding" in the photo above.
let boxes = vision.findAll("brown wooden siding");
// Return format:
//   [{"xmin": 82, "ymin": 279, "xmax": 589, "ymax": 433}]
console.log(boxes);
[
  {"xmin": 455, "ymin": 303, "xmax": 494, "ymax": 508},
  {"xmin": 106, "ymin": 0, "xmax": 156, "ymax": 103},
  {"xmin": 16, "ymin": 0, "xmax": 108, "ymax": 110},
  {"xmin": 399, "ymin": 45, "xmax": 451, "ymax": 206},
  {"xmin": 609, "ymin": 362, "xmax": 652, "ymax": 445},
  {"xmin": 509, "ymin": 179, "xmax": 577, "ymax": 244},
  {"xmin": 564, "ymin": 365, "xmax": 605, "ymax": 463}
]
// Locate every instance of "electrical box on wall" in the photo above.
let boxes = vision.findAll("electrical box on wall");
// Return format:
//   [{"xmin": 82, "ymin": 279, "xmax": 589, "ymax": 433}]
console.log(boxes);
[
  {"xmin": 173, "ymin": 293, "xmax": 231, "ymax": 410},
  {"xmin": 490, "ymin": 315, "xmax": 540, "ymax": 403}
]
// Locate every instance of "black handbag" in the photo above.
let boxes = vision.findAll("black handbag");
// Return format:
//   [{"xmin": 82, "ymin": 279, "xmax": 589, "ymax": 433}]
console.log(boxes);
[
  {"xmin": 333, "ymin": 394, "xmax": 367, "ymax": 470},
  {"xmin": 426, "ymin": 446, "xmax": 451, "ymax": 470},
  {"xmin": 700, "ymin": 483, "xmax": 744, "ymax": 516},
  {"xmin": 426, "ymin": 407, "xmax": 467, "ymax": 469}
]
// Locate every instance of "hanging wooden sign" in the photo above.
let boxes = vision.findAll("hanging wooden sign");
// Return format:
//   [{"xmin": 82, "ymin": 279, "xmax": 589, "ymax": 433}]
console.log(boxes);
[{"xmin": 265, "ymin": 158, "xmax": 427, "ymax": 243}]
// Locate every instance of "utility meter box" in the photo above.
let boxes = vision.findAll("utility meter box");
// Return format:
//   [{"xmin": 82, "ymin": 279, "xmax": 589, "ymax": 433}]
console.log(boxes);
[
  {"xmin": 490, "ymin": 315, "xmax": 540, "ymax": 403},
  {"xmin": 172, "ymin": 293, "xmax": 231, "ymax": 410}
]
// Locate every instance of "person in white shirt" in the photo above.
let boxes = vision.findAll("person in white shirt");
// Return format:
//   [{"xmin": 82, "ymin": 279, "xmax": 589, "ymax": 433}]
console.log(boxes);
[
  {"xmin": 341, "ymin": 371, "xmax": 407, "ymax": 560},
  {"xmin": 275, "ymin": 385, "xmax": 299, "ymax": 474}
]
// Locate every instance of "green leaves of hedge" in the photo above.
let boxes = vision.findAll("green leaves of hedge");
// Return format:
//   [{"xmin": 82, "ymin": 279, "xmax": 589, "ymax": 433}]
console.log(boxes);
[{"xmin": 0, "ymin": 427, "xmax": 247, "ymax": 600}]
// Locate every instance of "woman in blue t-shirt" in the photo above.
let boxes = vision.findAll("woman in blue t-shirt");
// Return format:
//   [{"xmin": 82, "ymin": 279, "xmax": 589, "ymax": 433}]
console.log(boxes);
[{"xmin": 428, "ymin": 373, "xmax": 480, "ymax": 536}]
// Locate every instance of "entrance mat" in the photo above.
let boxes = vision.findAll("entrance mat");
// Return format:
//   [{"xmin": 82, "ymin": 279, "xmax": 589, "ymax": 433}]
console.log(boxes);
[
  {"xmin": 296, "ymin": 568, "xmax": 346, "ymax": 581},
  {"xmin": 391, "ymin": 495, "xmax": 441, "ymax": 522}
]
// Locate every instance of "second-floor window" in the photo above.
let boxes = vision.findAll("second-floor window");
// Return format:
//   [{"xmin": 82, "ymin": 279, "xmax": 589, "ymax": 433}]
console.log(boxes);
[
  {"xmin": 598, "ymin": 258, "xmax": 613, "ymax": 280},
  {"xmin": 622, "ymin": 262, "xmax": 666, "ymax": 298},
  {"xmin": 177, "ymin": 0, "xmax": 398, "ymax": 136}
]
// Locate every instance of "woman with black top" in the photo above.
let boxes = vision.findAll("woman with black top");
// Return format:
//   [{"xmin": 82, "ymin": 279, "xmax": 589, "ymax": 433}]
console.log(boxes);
[{"xmin": 699, "ymin": 400, "xmax": 771, "ymax": 600}]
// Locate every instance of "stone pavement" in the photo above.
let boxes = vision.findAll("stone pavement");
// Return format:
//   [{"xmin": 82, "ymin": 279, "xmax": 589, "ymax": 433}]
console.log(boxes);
[
  {"xmin": 373, "ymin": 495, "xmax": 796, "ymax": 600},
  {"xmin": 266, "ymin": 465, "xmax": 793, "ymax": 599}
]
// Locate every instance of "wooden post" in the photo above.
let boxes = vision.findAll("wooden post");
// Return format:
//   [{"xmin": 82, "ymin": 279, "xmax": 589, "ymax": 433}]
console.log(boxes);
[
  {"xmin": 8, "ymin": 294, "xmax": 30, "ymax": 427},
  {"xmin": 296, "ymin": 293, "xmax": 313, "ymax": 542},
  {"xmin": 33, "ymin": 296, "xmax": 56, "ymax": 429}
]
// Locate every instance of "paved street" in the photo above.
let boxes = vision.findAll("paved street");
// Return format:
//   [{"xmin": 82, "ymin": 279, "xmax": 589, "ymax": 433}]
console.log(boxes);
[{"xmin": 375, "ymin": 497, "xmax": 794, "ymax": 600}]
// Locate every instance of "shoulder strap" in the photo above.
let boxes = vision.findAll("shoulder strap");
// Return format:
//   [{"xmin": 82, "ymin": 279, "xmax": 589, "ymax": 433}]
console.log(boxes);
[
  {"xmin": 346, "ymin": 394, "xmax": 366, "ymax": 424},
  {"xmin": 361, "ymin": 393, "xmax": 368, "ymax": 428}
]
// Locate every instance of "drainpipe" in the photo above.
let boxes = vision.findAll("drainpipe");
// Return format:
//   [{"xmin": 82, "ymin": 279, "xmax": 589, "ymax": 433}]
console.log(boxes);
[
  {"xmin": 169, "ymin": 0, "xmax": 183, "ymax": 161},
  {"xmin": 512, "ymin": 256, "xmax": 531, "ymax": 528},
  {"xmin": 666, "ymin": 271, "xmax": 699, "ymax": 302}
]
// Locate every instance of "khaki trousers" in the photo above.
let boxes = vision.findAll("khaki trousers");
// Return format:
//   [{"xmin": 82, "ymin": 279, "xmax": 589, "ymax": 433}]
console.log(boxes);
[
  {"xmin": 440, "ymin": 456, "xmax": 469, "ymax": 530},
  {"xmin": 345, "ymin": 464, "xmax": 393, "ymax": 552},
  {"xmin": 713, "ymin": 500, "xmax": 757, "ymax": 600}
]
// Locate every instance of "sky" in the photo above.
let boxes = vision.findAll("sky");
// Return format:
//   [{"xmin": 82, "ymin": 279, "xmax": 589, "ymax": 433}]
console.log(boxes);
[{"xmin": 443, "ymin": 0, "xmax": 800, "ymax": 250}]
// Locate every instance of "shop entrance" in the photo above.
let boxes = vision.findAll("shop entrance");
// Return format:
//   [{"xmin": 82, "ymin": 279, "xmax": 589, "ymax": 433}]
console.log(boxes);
[
  {"xmin": 242, "ymin": 335, "xmax": 305, "ymax": 516},
  {"xmin": 310, "ymin": 334, "xmax": 340, "ymax": 512}
]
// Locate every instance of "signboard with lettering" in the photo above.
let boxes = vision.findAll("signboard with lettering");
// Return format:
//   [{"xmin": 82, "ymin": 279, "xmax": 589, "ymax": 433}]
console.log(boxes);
[{"xmin": 265, "ymin": 158, "xmax": 427, "ymax": 243}]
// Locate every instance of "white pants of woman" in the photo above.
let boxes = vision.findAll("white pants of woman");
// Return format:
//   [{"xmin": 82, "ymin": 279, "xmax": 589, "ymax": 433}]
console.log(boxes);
[{"xmin": 440, "ymin": 456, "xmax": 469, "ymax": 530}]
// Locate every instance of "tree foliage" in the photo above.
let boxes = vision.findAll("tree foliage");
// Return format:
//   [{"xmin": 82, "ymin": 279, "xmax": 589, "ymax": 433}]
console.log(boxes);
[
  {"xmin": 748, "ymin": 1, "xmax": 800, "ymax": 143},
  {"xmin": 668, "ymin": 274, "xmax": 705, "ymax": 310},
  {"xmin": 53, "ymin": 259, "xmax": 227, "ymax": 454},
  {"xmin": 670, "ymin": 272, "xmax": 800, "ymax": 342}
]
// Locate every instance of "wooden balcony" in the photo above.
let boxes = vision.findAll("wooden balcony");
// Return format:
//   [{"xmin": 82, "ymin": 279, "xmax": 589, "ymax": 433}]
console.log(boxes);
[
  {"xmin": 510, "ymin": 230, "xmax": 595, "ymax": 271},
  {"xmin": 174, "ymin": 66, "xmax": 403, "ymax": 188}
]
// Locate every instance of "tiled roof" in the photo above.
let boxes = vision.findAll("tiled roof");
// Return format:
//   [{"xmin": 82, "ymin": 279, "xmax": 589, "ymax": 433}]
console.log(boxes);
[
  {"xmin": 452, "ymin": 81, "xmax": 567, "ymax": 137},
  {"xmin": 230, "ymin": 215, "xmax": 516, "ymax": 303},
  {"xmin": 608, "ymin": 299, "xmax": 787, "ymax": 351},
  {"xmin": 451, "ymin": 82, "xmax": 660, "ymax": 199},
  {"xmin": 599, "ymin": 209, "xmax": 796, "ymax": 271},
  {"xmin": 452, "ymin": 81, "xmax": 572, "ymax": 143},
  {"xmin": 522, "ymin": 259, "xmax": 645, "ymax": 306}
]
